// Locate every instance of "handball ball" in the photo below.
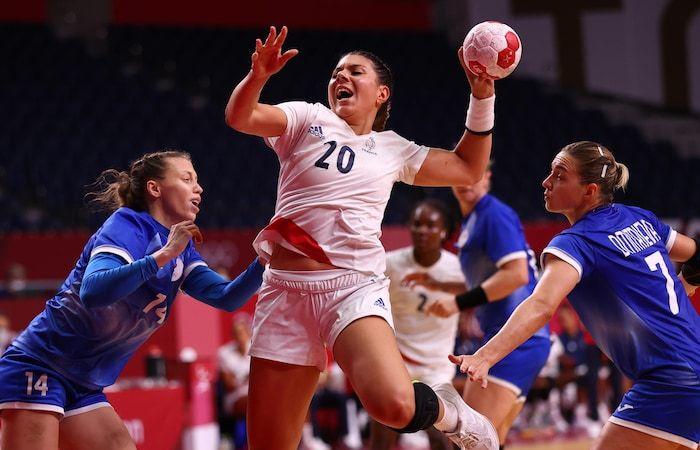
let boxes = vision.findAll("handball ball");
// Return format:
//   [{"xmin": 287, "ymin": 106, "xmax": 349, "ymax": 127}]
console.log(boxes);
[{"xmin": 463, "ymin": 21, "xmax": 522, "ymax": 79}]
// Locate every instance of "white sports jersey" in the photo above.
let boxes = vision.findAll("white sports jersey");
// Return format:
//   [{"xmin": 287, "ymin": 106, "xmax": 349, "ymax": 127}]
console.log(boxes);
[
  {"xmin": 253, "ymin": 101, "xmax": 429, "ymax": 276},
  {"xmin": 386, "ymin": 247, "xmax": 465, "ymax": 370}
]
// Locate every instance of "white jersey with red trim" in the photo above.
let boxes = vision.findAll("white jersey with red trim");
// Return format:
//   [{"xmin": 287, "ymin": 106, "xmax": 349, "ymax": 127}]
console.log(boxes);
[
  {"xmin": 253, "ymin": 101, "xmax": 430, "ymax": 276},
  {"xmin": 386, "ymin": 247, "xmax": 465, "ymax": 369}
]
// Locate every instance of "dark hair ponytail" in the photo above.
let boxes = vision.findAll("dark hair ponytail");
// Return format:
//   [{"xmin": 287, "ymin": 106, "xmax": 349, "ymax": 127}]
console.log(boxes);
[
  {"xmin": 346, "ymin": 50, "xmax": 393, "ymax": 131},
  {"xmin": 89, "ymin": 150, "xmax": 191, "ymax": 212}
]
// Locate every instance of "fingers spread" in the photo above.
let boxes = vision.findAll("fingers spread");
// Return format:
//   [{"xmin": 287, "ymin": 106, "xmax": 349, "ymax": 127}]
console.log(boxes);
[{"xmin": 275, "ymin": 25, "xmax": 289, "ymax": 47}]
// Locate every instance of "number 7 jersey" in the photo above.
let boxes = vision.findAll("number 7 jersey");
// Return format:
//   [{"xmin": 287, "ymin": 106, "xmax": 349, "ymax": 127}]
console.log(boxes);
[
  {"xmin": 253, "ymin": 101, "xmax": 429, "ymax": 276},
  {"xmin": 541, "ymin": 204, "xmax": 700, "ymax": 385}
]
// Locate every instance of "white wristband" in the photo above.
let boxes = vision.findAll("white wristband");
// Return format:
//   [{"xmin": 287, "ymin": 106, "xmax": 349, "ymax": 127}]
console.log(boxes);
[{"xmin": 465, "ymin": 94, "xmax": 495, "ymax": 133}]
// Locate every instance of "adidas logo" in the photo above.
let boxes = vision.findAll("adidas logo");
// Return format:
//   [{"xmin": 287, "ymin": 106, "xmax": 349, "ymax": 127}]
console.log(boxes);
[
  {"xmin": 308, "ymin": 125, "xmax": 325, "ymax": 139},
  {"xmin": 374, "ymin": 298, "xmax": 386, "ymax": 310}
]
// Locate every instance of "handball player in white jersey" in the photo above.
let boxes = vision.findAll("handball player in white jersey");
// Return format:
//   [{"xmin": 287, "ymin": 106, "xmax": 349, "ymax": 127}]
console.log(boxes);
[
  {"xmin": 370, "ymin": 199, "xmax": 465, "ymax": 450},
  {"xmin": 225, "ymin": 25, "xmax": 500, "ymax": 450}
]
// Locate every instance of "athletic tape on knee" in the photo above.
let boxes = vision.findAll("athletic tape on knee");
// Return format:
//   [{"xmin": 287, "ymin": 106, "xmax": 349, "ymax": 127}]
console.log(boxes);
[{"xmin": 392, "ymin": 382, "xmax": 440, "ymax": 434}]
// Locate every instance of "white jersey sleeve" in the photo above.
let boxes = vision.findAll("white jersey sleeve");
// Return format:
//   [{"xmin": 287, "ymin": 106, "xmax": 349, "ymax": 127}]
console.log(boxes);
[
  {"xmin": 265, "ymin": 101, "xmax": 317, "ymax": 160},
  {"xmin": 390, "ymin": 133, "xmax": 430, "ymax": 185}
]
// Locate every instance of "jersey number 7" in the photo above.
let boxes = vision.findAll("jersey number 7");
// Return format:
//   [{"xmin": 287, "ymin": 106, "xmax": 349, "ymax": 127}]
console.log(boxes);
[{"xmin": 644, "ymin": 251, "xmax": 679, "ymax": 315}]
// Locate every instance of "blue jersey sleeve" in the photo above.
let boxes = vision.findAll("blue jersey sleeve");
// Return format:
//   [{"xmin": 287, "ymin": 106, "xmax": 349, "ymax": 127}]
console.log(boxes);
[
  {"xmin": 182, "ymin": 258, "xmax": 264, "ymax": 312},
  {"xmin": 182, "ymin": 243, "xmax": 207, "ymax": 279},
  {"xmin": 80, "ymin": 253, "xmax": 159, "ymax": 307},
  {"xmin": 634, "ymin": 207, "xmax": 677, "ymax": 252},
  {"xmin": 483, "ymin": 207, "xmax": 528, "ymax": 267},
  {"xmin": 542, "ymin": 232, "xmax": 595, "ymax": 280},
  {"xmin": 91, "ymin": 208, "xmax": 151, "ymax": 263}
]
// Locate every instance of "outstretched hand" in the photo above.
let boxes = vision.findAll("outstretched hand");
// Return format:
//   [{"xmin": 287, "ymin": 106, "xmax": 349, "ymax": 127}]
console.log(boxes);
[
  {"xmin": 251, "ymin": 26, "xmax": 299, "ymax": 80},
  {"xmin": 449, "ymin": 353, "xmax": 491, "ymax": 389},
  {"xmin": 457, "ymin": 47, "xmax": 495, "ymax": 99}
]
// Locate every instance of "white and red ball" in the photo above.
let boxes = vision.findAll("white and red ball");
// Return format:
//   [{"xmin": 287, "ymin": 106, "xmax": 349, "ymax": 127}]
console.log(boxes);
[{"xmin": 462, "ymin": 21, "xmax": 522, "ymax": 79}]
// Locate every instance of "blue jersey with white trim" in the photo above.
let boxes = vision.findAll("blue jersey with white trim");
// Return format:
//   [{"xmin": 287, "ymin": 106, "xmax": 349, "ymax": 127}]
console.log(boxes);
[
  {"xmin": 457, "ymin": 195, "xmax": 548, "ymax": 338},
  {"xmin": 12, "ymin": 207, "xmax": 205, "ymax": 389},
  {"xmin": 542, "ymin": 204, "xmax": 700, "ymax": 384}
]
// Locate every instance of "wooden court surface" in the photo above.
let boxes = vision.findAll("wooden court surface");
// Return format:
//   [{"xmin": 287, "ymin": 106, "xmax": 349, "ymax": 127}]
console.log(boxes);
[{"xmin": 510, "ymin": 439, "xmax": 593, "ymax": 450}]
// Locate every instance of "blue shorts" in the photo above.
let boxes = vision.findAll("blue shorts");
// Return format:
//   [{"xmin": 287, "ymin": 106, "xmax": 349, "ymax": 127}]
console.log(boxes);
[
  {"xmin": 486, "ymin": 335, "xmax": 550, "ymax": 398},
  {"xmin": 0, "ymin": 346, "xmax": 110, "ymax": 418},
  {"xmin": 609, "ymin": 379, "xmax": 700, "ymax": 449}
]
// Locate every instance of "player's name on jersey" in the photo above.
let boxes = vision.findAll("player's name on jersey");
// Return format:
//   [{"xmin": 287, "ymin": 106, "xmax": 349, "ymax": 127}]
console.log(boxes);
[{"xmin": 607, "ymin": 219, "xmax": 662, "ymax": 257}]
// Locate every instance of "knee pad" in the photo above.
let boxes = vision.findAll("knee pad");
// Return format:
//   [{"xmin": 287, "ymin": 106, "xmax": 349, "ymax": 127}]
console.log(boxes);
[{"xmin": 391, "ymin": 381, "xmax": 439, "ymax": 434}]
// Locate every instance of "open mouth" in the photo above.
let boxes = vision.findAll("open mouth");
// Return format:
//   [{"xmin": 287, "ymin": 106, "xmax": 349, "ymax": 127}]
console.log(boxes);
[
  {"xmin": 191, "ymin": 199, "xmax": 201, "ymax": 209},
  {"xmin": 336, "ymin": 87, "xmax": 353, "ymax": 100}
]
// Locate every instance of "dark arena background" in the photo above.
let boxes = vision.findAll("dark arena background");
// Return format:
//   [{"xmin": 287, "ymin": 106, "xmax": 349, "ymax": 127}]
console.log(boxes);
[{"xmin": 1, "ymin": 1, "xmax": 699, "ymax": 449}]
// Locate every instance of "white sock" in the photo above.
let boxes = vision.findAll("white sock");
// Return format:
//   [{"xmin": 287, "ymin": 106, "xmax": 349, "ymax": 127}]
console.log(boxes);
[{"xmin": 433, "ymin": 397, "xmax": 458, "ymax": 432}]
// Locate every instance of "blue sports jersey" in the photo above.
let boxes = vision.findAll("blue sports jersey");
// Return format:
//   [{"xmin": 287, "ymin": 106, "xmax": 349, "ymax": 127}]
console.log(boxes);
[
  {"xmin": 456, "ymin": 194, "xmax": 549, "ymax": 339},
  {"xmin": 12, "ymin": 207, "xmax": 206, "ymax": 389},
  {"xmin": 542, "ymin": 204, "xmax": 700, "ymax": 385}
]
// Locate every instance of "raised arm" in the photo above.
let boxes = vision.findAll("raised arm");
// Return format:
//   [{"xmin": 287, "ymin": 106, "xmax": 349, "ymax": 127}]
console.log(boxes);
[
  {"xmin": 449, "ymin": 256, "xmax": 578, "ymax": 387},
  {"xmin": 225, "ymin": 26, "xmax": 298, "ymax": 137},
  {"xmin": 413, "ymin": 48, "xmax": 495, "ymax": 187}
]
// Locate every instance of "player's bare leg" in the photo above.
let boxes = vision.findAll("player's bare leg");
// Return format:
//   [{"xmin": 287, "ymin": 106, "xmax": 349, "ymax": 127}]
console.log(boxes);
[
  {"xmin": 593, "ymin": 421, "xmax": 690, "ymax": 450},
  {"xmin": 333, "ymin": 316, "xmax": 418, "ymax": 428},
  {"xmin": 0, "ymin": 409, "xmax": 60, "ymax": 450},
  {"xmin": 496, "ymin": 397, "xmax": 524, "ymax": 442},
  {"xmin": 463, "ymin": 379, "xmax": 519, "ymax": 445},
  {"xmin": 247, "ymin": 357, "xmax": 320, "ymax": 450},
  {"xmin": 368, "ymin": 418, "xmax": 399, "ymax": 450},
  {"xmin": 59, "ymin": 406, "xmax": 135, "ymax": 450}
]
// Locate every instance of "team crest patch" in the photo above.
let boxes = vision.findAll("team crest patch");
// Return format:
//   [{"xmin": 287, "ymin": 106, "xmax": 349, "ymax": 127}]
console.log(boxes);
[{"xmin": 362, "ymin": 136, "xmax": 377, "ymax": 155}]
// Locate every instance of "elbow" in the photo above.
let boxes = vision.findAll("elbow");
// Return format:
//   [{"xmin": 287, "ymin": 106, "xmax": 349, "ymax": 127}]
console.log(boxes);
[
  {"xmin": 225, "ymin": 110, "xmax": 244, "ymax": 131},
  {"xmin": 531, "ymin": 296, "xmax": 555, "ymax": 322}
]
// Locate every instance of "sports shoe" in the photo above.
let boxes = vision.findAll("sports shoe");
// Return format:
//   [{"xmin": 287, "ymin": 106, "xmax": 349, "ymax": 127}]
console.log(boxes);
[{"xmin": 432, "ymin": 382, "xmax": 499, "ymax": 450}]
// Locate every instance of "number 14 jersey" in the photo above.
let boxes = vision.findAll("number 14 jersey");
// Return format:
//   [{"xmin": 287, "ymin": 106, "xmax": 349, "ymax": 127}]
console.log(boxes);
[{"xmin": 254, "ymin": 101, "xmax": 429, "ymax": 276}]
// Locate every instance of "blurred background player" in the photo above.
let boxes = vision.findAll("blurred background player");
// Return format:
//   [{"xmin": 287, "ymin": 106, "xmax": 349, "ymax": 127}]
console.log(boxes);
[
  {"xmin": 0, "ymin": 151, "xmax": 264, "ymax": 450},
  {"xmin": 225, "ymin": 25, "xmax": 499, "ymax": 450},
  {"xmin": 217, "ymin": 313, "xmax": 253, "ymax": 449},
  {"xmin": 453, "ymin": 141, "xmax": 700, "ymax": 450},
  {"xmin": 369, "ymin": 199, "xmax": 463, "ymax": 450},
  {"xmin": 407, "ymin": 168, "xmax": 551, "ymax": 449}
]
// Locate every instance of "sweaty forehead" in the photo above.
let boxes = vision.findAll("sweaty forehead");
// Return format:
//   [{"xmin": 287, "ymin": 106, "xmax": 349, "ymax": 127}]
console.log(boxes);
[
  {"xmin": 167, "ymin": 157, "xmax": 196, "ymax": 174},
  {"xmin": 335, "ymin": 54, "xmax": 373, "ymax": 71},
  {"xmin": 551, "ymin": 152, "xmax": 575, "ymax": 171}
]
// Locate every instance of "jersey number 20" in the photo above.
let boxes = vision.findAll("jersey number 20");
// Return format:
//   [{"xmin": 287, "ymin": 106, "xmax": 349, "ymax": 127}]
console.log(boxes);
[
  {"xmin": 644, "ymin": 251, "xmax": 679, "ymax": 315},
  {"xmin": 315, "ymin": 141, "xmax": 355, "ymax": 174}
]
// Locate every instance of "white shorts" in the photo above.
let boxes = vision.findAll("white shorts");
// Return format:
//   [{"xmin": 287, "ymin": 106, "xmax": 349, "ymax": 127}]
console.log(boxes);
[
  {"xmin": 404, "ymin": 360, "xmax": 455, "ymax": 387},
  {"xmin": 250, "ymin": 268, "xmax": 393, "ymax": 371}
]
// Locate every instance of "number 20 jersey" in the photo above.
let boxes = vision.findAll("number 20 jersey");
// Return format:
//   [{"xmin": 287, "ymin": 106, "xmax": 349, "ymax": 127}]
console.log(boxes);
[
  {"xmin": 541, "ymin": 204, "xmax": 700, "ymax": 385},
  {"xmin": 253, "ymin": 102, "xmax": 429, "ymax": 276}
]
